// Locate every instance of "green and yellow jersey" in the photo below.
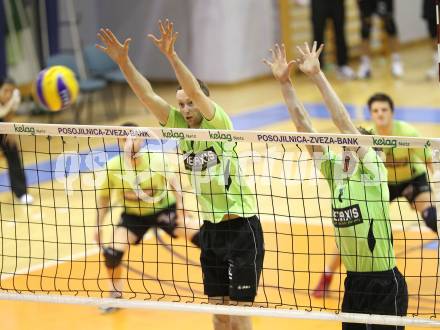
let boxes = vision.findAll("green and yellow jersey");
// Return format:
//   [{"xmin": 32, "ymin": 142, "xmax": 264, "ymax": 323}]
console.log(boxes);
[
  {"xmin": 163, "ymin": 103, "xmax": 257, "ymax": 223},
  {"xmin": 97, "ymin": 152, "xmax": 175, "ymax": 216},
  {"xmin": 372, "ymin": 120, "xmax": 431, "ymax": 184},
  {"xmin": 320, "ymin": 148, "xmax": 395, "ymax": 272}
]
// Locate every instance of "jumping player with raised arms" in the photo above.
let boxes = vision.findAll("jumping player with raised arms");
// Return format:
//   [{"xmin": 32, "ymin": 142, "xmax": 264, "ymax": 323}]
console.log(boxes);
[
  {"xmin": 96, "ymin": 20, "xmax": 264, "ymax": 330},
  {"xmin": 314, "ymin": 93, "xmax": 436, "ymax": 299},
  {"xmin": 264, "ymin": 42, "xmax": 408, "ymax": 329}
]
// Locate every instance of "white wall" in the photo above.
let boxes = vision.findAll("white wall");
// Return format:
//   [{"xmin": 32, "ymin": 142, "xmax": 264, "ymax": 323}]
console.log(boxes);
[
  {"xmin": 59, "ymin": 0, "xmax": 277, "ymax": 83},
  {"xmin": 395, "ymin": 0, "xmax": 427, "ymax": 43}
]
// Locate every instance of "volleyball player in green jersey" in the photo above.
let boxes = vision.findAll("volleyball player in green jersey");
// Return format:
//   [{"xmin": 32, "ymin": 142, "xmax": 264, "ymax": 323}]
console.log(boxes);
[
  {"xmin": 95, "ymin": 123, "xmax": 200, "ymax": 313},
  {"xmin": 96, "ymin": 21, "xmax": 264, "ymax": 330},
  {"xmin": 264, "ymin": 42, "xmax": 407, "ymax": 329},
  {"xmin": 368, "ymin": 93, "xmax": 436, "ymax": 231},
  {"xmin": 314, "ymin": 94, "xmax": 436, "ymax": 298}
]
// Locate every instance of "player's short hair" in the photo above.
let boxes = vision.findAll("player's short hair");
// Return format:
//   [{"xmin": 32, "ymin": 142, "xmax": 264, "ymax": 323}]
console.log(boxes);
[
  {"xmin": 177, "ymin": 79, "xmax": 210, "ymax": 97},
  {"xmin": 0, "ymin": 77, "xmax": 16, "ymax": 88},
  {"xmin": 121, "ymin": 122, "xmax": 138, "ymax": 127},
  {"xmin": 367, "ymin": 93, "xmax": 394, "ymax": 112}
]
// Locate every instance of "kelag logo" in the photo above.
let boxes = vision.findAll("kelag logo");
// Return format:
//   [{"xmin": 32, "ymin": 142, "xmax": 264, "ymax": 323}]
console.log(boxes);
[
  {"xmin": 209, "ymin": 131, "xmax": 232, "ymax": 142},
  {"xmin": 14, "ymin": 124, "xmax": 35, "ymax": 135},
  {"xmin": 372, "ymin": 137, "xmax": 396, "ymax": 148},
  {"xmin": 162, "ymin": 129, "xmax": 184, "ymax": 140}
]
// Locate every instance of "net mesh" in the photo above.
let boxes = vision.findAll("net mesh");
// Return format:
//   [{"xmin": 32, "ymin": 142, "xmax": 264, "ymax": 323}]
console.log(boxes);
[{"xmin": 0, "ymin": 123, "xmax": 439, "ymax": 326}]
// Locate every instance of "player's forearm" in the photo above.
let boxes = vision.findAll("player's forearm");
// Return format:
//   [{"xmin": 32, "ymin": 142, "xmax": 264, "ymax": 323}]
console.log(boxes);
[
  {"xmin": 167, "ymin": 52, "xmax": 199, "ymax": 98},
  {"xmin": 280, "ymin": 80, "xmax": 314, "ymax": 133},
  {"xmin": 119, "ymin": 58, "xmax": 169, "ymax": 124},
  {"xmin": 280, "ymin": 80, "xmax": 324, "ymax": 155},
  {"xmin": 310, "ymin": 71, "xmax": 357, "ymax": 134}
]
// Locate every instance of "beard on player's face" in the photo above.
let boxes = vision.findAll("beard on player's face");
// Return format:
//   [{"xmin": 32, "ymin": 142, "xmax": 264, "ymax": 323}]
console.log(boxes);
[
  {"xmin": 176, "ymin": 89, "xmax": 203, "ymax": 128},
  {"xmin": 370, "ymin": 101, "xmax": 394, "ymax": 129}
]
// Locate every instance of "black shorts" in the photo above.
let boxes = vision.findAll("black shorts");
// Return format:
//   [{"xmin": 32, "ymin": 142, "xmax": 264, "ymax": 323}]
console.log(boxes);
[
  {"xmin": 119, "ymin": 204, "xmax": 177, "ymax": 244},
  {"xmin": 423, "ymin": 0, "xmax": 436, "ymax": 38},
  {"xmin": 199, "ymin": 216, "xmax": 265, "ymax": 302},
  {"xmin": 342, "ymin": 267, "xmax": 408, "ymax": 330},
  {"xmin": 358, "ymin": 0, "xmax": 394, "ymax": 18},
  {"xmin": 388, "ymin": 173, "xmax": 431, "ymax": 203}
]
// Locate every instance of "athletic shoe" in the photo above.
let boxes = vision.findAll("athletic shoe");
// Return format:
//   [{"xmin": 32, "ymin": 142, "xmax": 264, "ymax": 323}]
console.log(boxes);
[
  {"xmin": 99, "ymin": 291, "xmax": 122, "ymax": 314},
  {"xmin": 19, "ymin": 194, "xmax": 34, "ymax": 205},
  {"xmin": 312, "ymin": 273, "xmax": 333, "ymax": 298},
  {"xmin": 391, "ymin": 59, "xmax": 404, "ymax": 78},
  {"xmin": 99, "ymin": 305, "xmax": 120, "ymax": 314},
  {"xmin": 337, "ymin": 65, "xmax": 355, "ymax": 80},
  {"xmin": 357, "ymin": 57, "xmax": 371, "ymax": 79}
]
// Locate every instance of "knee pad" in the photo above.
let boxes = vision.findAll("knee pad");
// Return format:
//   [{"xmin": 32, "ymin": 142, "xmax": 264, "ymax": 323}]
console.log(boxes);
[
  {"xmin": 383, "ymin": 15, "xmax": 397, "ymax": 36},
  {"xmin": 422, "ymin": 207, "xmax": 437, "ymax": 233},
  {"xmin": 103, "ymin": 247, "xmax": 124, "ymax": 268},
  {"xmin": 361, "ymin": 18, "xmax": 372, "ymax": 39}
]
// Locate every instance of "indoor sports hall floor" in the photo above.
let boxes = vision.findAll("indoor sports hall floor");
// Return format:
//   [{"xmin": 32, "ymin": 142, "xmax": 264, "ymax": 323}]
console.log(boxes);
[{"xmin": 1, "ymin": 43, "xmax": 440, "ymax": 329}]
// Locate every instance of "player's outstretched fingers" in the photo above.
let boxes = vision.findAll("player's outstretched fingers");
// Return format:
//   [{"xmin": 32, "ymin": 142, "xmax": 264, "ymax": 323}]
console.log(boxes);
[
  {"xmin": 296, "ymin": 45, "xmax": 306, "ymax": 57},
  {"xmin": 304, "ymin": 41, "xmax": 311, "ymax": 54},
  {"xmin": 316, "ymin": 44, "xmax": 325, "ymax": 57},
  {"xmin": 312, "ymin": 41, "xmax": 317, "ymax": 53},
  {"xmin": 281, "ymin": 44, "xmax": 287, "ymax": 59},
  {"xmin": 275, "ymin": 44, "xmax": 282, "ymax": 59},
  {"xmin": 99, "ymin": 28, "xmax": 112, "ymax": 45}
]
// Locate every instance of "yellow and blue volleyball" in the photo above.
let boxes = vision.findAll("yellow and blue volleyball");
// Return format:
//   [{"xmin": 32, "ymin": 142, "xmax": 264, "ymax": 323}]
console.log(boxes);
[{"xmin": 36, "ymin": 66, "xmax": 79, "ymax": 111}]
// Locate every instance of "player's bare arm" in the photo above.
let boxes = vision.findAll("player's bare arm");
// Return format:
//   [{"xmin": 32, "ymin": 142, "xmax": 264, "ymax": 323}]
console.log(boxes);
[
  {"xmin": 263, "ymin": 43, "xmax": 324, "ymax": 156},
  {"xmin": 148, "ymin": 19, "xmax": 215, "ymax": 120},
  {"xmin": 295, "ymin": 42, "xmax": 369, "ymax": 158},
  {"xmin": 96, "ymin": 28, "xmax": 170, "ymax": 125}
]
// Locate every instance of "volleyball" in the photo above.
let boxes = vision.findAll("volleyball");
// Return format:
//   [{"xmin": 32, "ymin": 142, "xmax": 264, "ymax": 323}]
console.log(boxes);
[{"xmin": 35, "ymin": 65, "xmax": 79, "ymax": 112}]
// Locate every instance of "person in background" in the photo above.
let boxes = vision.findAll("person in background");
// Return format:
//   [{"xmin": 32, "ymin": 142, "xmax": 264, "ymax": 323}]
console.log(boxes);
[
  {"xmin": 423, "ymin": 0, "xmax": 438, "ymax": 80},
  {"xmin": 95, "ymin": 123, "xmax": 200, "ymax": 313},
  {"xmin": 0, "ymin": 77, "xmax": 33, "ymax": 204},
  {"xmin": 357, "ymin": 0, "xmax": 404, "ymax": 79},
  {"xmin": 310, "ymin": 0, "xmax": 355, "ymax": 79}
]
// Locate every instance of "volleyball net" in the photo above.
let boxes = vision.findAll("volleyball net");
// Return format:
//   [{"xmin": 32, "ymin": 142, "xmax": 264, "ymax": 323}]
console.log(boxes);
[{"xmin": 0, "ymin": 122, "xmax": 439, "ymax": 327}]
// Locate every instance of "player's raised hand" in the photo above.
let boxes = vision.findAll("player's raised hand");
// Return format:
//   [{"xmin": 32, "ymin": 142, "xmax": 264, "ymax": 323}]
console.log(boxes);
[
  {"xmin": 148, "ymin": 19, "xmax": 179, "ymax": 58},
  {"xmin": 294, "ymin": 41, "xmax": 324, "ymax": 77},
  {"xmin": 263, "ymin": 44, "xmax": 295, "ymax": 83},
  {"xmin": 96, "ymin": 28, "xmax": 131, "ymax": 65}
]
